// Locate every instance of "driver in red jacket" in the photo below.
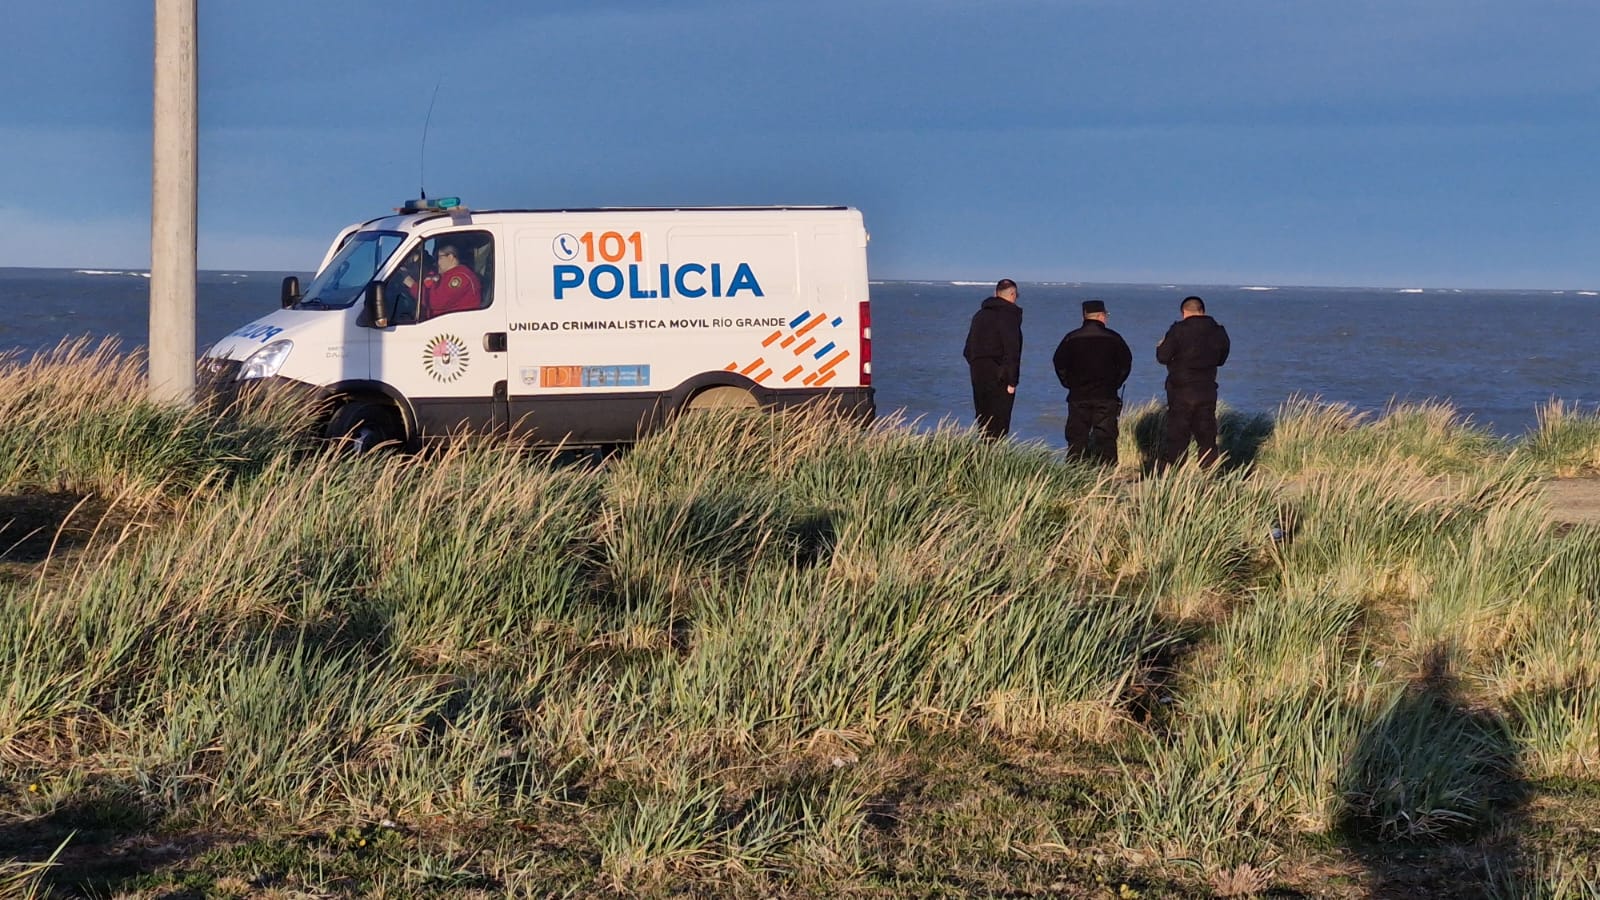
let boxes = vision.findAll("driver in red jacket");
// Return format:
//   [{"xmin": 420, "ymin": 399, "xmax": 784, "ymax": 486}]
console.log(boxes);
[{"xmin": 424, "ymin": 243, "xmax": 482, "ymax": 317}]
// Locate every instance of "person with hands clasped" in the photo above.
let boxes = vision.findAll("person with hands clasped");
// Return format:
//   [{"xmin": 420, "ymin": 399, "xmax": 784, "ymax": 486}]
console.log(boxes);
[{"xmin": 1052, "ymin": 299, "xmax": 1132, "ymax": 465}]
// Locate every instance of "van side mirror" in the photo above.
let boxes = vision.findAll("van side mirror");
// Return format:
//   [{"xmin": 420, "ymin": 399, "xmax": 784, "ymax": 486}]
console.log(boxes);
[
  {"xmin": 280, "ymin": 276, "xmax": 301, "ymax": 308},
  {"xmin": 364, "ymin": 282, "xmax": 391, "ymax": 329}
]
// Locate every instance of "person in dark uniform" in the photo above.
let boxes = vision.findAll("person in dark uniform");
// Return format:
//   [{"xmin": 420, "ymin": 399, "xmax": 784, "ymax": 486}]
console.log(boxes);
[
  {"xmin": 962, "ymin": 279, "xmax": 1023, "ymax": 440},
  {"xmin": 1052, "ymin": 299, "xmax": 1132, "ymax": 465},
  {"xmin": 1155, "ymin": 295, "xmax": 1231, "ymax": 470}
]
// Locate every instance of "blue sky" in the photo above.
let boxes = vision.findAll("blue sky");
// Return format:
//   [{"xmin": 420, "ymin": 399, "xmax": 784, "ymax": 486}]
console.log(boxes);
[{"xmin": 4, "ymin": 1, "xmax": 1599, "ymax": 288}]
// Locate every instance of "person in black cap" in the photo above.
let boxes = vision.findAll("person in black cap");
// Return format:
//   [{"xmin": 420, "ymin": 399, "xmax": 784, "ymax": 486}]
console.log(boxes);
[
  {"xmin": 963, "ymin": 279, "xmax": 1023, "ymax": 440},
  {"xmin": 1052, "ymin": 299, "xmax": 1132, "ymax": 465},
  {"xmin": 1156, "ymin": 295, "xmax": 1231, "ymax": 470}
]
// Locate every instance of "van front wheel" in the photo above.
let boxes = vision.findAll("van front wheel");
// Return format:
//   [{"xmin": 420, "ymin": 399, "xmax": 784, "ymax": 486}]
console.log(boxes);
[{"xmin": 326, "ymin": 400, "xmax": 397, "ymax": 453}]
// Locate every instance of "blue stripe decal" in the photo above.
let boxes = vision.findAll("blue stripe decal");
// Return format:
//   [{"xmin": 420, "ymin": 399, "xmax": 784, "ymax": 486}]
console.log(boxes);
[
  {"xmin": 813, "ymin": 341, "xmax": 836, "ymax": 359},
  {"xmin": 789, "ymin": 312, "xmax": 812, "ymax": 329},
  {"xmin": 831, "ymin": 317, "xmax": 843, "ymax": 327}
]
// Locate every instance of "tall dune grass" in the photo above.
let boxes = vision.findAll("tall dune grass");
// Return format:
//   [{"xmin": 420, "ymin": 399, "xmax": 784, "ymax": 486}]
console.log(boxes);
[
  {"xmin": 1254, "ymin": 396, "xmax": 1506, "ymax": 477},
  {"xmin": 1, "ymin": 348, "xmax": 1597, "ymax": 895},
  {"xmin": 0, "ymin": 339, "xmax": 315, "ymax": 506},
  {"xmin": 1514, "ymin": 399, "xmax": 1600, "ymax": 477}
]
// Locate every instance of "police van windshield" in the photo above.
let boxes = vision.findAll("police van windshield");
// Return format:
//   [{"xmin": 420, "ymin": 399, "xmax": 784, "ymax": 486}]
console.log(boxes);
[{"xmin": 294, "ymin": 231, "xmax": 406, "ymax": 309}]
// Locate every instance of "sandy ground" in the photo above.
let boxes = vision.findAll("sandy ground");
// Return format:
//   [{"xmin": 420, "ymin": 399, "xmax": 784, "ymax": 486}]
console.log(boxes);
[{"xmin": 1544, "ymin": 476, "xmax": 1600, "ymax": 526}]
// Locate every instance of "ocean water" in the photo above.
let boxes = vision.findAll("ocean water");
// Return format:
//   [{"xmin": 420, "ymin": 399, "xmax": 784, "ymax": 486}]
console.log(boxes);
[
  {"xmin": 874, "ymin": 280, "xmax": 1600, "ymax": 445},
  {"xmin": 3, "ymin": 267, "xmax": 1598, "ymax": 445}
]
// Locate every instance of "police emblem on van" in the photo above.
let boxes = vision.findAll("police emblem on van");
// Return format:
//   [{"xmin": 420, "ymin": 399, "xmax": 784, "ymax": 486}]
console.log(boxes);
[{"xmin": 424, "ymin": 335, "xmax": 471, "ymax": 383}]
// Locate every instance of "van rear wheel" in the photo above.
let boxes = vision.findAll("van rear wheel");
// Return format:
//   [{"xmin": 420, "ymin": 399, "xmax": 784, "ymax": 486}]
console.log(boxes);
[
  {"xmin": 685, "ymin": 386, "xmax": 759, "ymax": 412},
  {"xmin": 326, "ymin": 400, "xmax": 397, "ymax": 453}
]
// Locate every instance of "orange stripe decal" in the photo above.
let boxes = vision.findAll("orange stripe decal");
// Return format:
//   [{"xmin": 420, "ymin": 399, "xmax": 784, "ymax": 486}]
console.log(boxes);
[
  {"xmin": 795, "ymin": 313, "xmax": 827, "ymax": 338},
  {"xmin": 762, "ymin": 330, "xmax": 783, "ymax": 347},
  {"xmin": 794, "ymin": 337, "xmax": 817, "ymax": 355},
  {"xmin": 783, "ymin": 365, "xmax": 805, "ymax": 382},
  {"xmin": 814, "ymin": 369, "xmax": 837, "ymax": 386},
  {"xmin": 740, "ymin": 357, "xmax": 765, "ymax": 376},
  {"xmin": 780, "ymin": 335, "xmax": 795, "ymax": 348},
  {"xmin": 803, "ymin": 371, "xmax": 818, "ymax": 386},
  {"xmin": 755, "ymin": 368, "xmax": 773, "ymax": 382},
  {"xmin": 725, "ymin": 362, "xmax": 738, "ymax": 371},
  {"xmin": 818, "ymin": 349, "xmax": 850, "ymax": 374}
]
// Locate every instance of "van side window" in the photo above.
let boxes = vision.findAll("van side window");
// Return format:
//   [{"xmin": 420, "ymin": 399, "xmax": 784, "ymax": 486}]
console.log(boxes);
[
  {"xmin": 385, "ymin": 231, "xmax": 494, "ymax": 324},
  {"xmin": 415, "ymin": 231, "xmax": 493, "ymax": 321}
]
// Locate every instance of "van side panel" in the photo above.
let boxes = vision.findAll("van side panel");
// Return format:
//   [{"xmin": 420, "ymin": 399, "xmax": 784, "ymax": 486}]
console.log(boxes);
[{"xmin": 501, "ymin": 209, "xmax": 871, "ymax": 444}]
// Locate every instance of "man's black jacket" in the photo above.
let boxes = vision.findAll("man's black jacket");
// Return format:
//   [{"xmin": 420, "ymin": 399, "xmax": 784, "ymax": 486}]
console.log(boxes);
[
  {"xmin": 963, "ymin": 296, "xmax": 1023, "ymax": 388},
  {"xmin": 1155, "ymin": 315, "xmax": 1230, "ymax": 391},
  {"xmin": 1052, "ymin": 319, "xmax": 1132, "ymax": 402}
]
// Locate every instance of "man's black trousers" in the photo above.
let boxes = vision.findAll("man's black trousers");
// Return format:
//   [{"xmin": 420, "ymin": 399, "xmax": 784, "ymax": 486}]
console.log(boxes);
[
  {"xmin": 1161, "ymin": 387, "xmax": 1220, "ymax": 468},
  {"xmin": 971, "ymin": 380, "xmax": 1015, "ymax": 439},
  {"xmin": 1065, "ymin": 398, "xmax": 1121, "ymax": 465}
]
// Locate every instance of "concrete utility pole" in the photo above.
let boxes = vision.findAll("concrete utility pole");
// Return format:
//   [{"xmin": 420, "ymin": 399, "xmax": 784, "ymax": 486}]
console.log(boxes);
[{"xmin": 149, "ymin": 0, "xmax": 197, "ymax": 404}]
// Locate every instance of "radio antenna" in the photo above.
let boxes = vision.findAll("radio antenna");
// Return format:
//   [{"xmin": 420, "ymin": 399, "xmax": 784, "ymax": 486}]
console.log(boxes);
[{"xmin": 419, "ymin": 79, "xmax": 441, "ymax": 200}]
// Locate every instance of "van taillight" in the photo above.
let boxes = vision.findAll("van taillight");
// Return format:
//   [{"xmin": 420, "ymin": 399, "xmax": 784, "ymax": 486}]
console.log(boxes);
[{"xmin": 858, "ymin": 300, "xmax": 872, "ymax": 386}]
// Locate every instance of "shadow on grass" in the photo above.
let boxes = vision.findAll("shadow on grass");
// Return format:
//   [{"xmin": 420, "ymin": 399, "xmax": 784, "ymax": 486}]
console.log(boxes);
[
  {"xmin": 0, "ymin": 786, "xmax": 219, "ymax": 898},
  {"xmin": 1338, "ymin": 644, "xmax": 1529, "ymax": 896},
  {"xmin": 1127, "ymin": 404, "xmax": 1276, "ymax": 475},
  {"xmin": 0, "ymin": 492, "xmax": 113, "ymax": 565}
]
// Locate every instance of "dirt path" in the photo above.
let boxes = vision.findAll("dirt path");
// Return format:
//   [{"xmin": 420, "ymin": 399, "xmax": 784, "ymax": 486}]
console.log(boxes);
[
  {"xmin": 1544, "ymin": 476, "xmax": 1600, "ymax": 526},
  {"xmin": 1261, "ymin": 473, "xmax": 1600, "ymax": 529}
]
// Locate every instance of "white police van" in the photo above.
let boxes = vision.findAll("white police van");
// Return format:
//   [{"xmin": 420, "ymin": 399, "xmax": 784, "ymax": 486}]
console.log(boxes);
[{"xmin": 201, "ymin": 199, "xmax": 874, "ymax": 448}]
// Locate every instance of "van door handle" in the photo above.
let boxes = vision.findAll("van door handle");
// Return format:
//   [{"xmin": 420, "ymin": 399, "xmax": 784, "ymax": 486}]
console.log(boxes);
[{"xmin": 484, "ymin": 332, "xmax": 507, "ymax": 353}]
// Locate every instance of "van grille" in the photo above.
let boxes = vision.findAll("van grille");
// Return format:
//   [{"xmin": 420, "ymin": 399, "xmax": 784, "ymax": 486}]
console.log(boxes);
[{"xmin": 198, "ymin": 358, "xmax": 241, "ymax": 386}]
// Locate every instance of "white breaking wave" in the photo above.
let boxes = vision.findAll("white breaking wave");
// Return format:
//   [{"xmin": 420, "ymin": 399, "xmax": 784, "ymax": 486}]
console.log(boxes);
[
  {"xmin": 76, "ymin": 269, "xmax": 151, "ymax": 278},
  {"xmin": 1578, "ymin": 291, "xmax": 1598, "ymax": 296},
  {"xmin": 1239, "ymin": 286, "xmax": 1277, "ymax": 292},
  {"xmin": 949, "ymin": 281, "xmax": 990, "ymax": 286},
  {"xmin": 1397, "ymin": 288, "xmax": 1425, "ymax": 294}
]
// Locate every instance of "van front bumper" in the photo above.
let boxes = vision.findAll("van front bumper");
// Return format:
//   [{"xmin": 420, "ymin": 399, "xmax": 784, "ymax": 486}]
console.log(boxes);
[{"xmin": 196, "ymin": 359, "xmax": 328, "ymax": 415}]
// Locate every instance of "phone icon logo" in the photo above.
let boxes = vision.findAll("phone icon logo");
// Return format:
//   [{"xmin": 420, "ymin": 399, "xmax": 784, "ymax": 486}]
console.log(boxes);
[{"xmin": 553, "ymin": 233, "xmax": 579, "ymax": 261}]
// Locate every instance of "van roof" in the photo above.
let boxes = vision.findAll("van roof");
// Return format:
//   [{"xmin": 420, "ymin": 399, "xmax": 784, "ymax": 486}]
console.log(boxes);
[
  {"xmin": 442, "ymin": 205, "xmax": 852, "ymax": 217},
  {"xmin": 354, "ymin": 205, "xmax": 859, "ymax": 233}
]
